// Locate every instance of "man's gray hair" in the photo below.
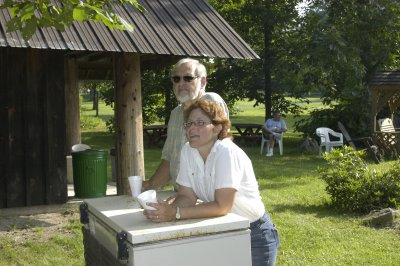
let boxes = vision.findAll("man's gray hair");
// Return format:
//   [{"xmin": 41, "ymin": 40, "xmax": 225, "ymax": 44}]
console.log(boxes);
[{"xmin": 172, "ymin": 58, "xmax": 207, "ymax": 78}]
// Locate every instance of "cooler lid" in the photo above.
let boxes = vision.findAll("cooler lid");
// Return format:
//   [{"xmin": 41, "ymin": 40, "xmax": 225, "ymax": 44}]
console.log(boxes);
[{"xmin": 84, "ymin": 192, "xmax": 250, "ymax": 245}]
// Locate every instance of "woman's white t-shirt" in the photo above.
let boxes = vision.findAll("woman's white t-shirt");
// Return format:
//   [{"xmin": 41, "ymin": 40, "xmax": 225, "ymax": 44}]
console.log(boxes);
[{"xmin": 176, "ymin": 138, "xmax": 265, "ymax": 222}]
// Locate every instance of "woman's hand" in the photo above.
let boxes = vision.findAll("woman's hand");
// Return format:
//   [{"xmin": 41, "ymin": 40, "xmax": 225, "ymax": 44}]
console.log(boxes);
[{"xmin": 143, "ymin": 198, "xmax": 176, "ymax": 223}]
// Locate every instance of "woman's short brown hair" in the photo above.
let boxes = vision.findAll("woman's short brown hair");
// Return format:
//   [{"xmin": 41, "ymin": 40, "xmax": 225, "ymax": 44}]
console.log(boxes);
[{"xmin": 184, "ymin": 99, "xmax": 232, "ymax": 140}]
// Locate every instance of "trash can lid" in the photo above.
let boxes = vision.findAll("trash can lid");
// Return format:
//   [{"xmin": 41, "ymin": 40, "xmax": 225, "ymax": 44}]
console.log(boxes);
[
  {"xmin": 72, "ymin": 144, "xmax": 91, "ymax": 152},
  {"xmin": 72, "ymin": 149, "xmax": 108, "ymax": 158}
]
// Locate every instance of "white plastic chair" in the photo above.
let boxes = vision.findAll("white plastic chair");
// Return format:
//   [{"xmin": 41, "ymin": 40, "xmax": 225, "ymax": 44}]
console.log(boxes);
[
  {"xmin": 378, "ymin": 118, "xmax": 395, "ymax": 132},
  {"xmin": 260, "ymin": 133, "xmax": 283, "ymax": 155},
  {"xmin": 377, "ymin": 118, "xmax": 397, "ymax": 145},
  {"xmin": 316, "ymin": 127, "xmax": 343, "ymax": 155}
]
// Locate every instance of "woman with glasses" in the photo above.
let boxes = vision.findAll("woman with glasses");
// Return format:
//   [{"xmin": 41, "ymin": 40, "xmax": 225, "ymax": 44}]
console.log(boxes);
[{"xmin": 143, "ymin": 99, "xmax": 280, "ymax": 266}]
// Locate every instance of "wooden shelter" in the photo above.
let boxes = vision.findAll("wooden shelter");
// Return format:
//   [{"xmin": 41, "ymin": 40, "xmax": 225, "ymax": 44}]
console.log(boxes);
[
  {"xmin": 369, "ymin": 70, "xmax": 400, "ymax": 129},
  {"xmin": 369, "ymin": 70, "xmax": 400, "ymax": 157},
  {"xmin": 0, "ymin": 0, "xmax": 259, "ymax": 208}
]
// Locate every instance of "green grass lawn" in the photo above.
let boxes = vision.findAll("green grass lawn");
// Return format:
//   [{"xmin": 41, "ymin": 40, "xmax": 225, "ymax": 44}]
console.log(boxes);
[
  {"xmin": 1, "ymin": 97, "xmax": 399, "ymax": 265},
  {"xmin": 78, "ymin": 98, "xmax": 400, "ymax": 265}
]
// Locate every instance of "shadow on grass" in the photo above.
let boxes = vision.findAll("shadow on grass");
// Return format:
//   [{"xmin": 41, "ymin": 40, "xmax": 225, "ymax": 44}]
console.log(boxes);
[
  {"xmin": 258, "ymin": 179, "xmax": 310, "ymax": 191},
  {"xmin": 230, "ymin": 115, "xmax": 265, "ymax": 124},
  {"xmin": 271, "ymin": 202, "xmax": 350, "ymax": 219},
  {"xmin": 0, "ymin": 216, "xmax": 59, "ymax": 231},
  {"xmin": 254, "ymin": 155, "xmax": 326, "ymax": 181}
]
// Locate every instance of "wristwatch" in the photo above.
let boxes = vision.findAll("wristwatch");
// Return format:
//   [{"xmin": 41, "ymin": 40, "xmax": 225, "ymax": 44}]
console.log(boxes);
[{"xmin": 175, "ymin": 207, "xmax": 181, "ymax": 220}]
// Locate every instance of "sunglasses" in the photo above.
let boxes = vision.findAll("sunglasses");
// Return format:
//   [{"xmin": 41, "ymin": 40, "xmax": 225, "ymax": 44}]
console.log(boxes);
[{"xmin": 171, "ymin": 75, "xmax": 199, "ymax": 83}]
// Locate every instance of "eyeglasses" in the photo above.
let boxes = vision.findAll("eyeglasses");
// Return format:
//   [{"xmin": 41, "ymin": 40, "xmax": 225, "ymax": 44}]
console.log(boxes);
[
  {"xmin": 171, "ymin": 75, "xmax": 199, "ymax": 83},
  {"xmin": 183, "ymin": 120, "xmax": 212, "ymax": 129}
]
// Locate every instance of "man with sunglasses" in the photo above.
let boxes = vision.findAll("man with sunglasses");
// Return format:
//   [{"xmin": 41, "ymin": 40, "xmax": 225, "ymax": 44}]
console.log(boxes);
[{"xmin": 142, "ymin": 58, "xmax": 229, "ymax": 192}]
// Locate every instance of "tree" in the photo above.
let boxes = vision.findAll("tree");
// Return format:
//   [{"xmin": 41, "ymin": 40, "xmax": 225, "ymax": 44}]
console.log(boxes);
[
  {"xmin": 83, "ymin": 69, "xmax": 172, "ymax": 133},
  {"xmin": 294, "ymin": 0, "xmax": 400, "ymax": 137},
  {"xmin": 209, "ymin": 0, "xmax": 399, "ymax": 137},
  {"xmin": 0, "ymin": 0, "xmax": 144, "ymax": 40},
  {"xmin": 208, "ymin": 0, "xmax": 306, "ymax": 120}
]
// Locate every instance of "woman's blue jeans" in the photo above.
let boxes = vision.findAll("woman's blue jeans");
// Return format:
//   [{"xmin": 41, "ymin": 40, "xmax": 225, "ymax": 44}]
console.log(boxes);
[{"xmin": 250, "ymin": 212, "xmax": 280, "ymax": 266}]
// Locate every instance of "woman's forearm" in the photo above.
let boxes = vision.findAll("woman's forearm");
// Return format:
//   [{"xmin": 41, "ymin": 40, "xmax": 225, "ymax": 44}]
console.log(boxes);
[
  {"xmin": 178, "ymin": 201, "xmax": 230, "ymax": 220},
  {"xmin": 175, "ymin": 189, "xmax": 235, "ymax": 220}
]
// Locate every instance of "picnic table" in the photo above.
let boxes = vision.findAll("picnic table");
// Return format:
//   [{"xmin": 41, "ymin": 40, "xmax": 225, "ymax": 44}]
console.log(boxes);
[
  {"xmin": 231, "ymin": 123, "xmax": 263, "ymax": 145},
  {"xmin": 143, "ymin": 125, "xmax": 168, "ymax": 147}
]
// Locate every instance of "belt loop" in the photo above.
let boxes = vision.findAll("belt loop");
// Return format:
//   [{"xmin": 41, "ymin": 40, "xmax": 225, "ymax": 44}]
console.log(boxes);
[
  {"xmin": 250, "ymin": 212, "xmax": 268, "ymax": 228},
  {"xmin": 250, "ymin": 218, "xmax": 262, "ymax": 228}
]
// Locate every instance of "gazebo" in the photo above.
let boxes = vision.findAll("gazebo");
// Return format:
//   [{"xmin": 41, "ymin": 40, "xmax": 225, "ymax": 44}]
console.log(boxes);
[
  {"xmin": 369, "ymin": 70, "xmax": 400, "ymax": 157},
  {"xmin": 0, "ymin": 0, "xmax": 259, "ymax": 208}
]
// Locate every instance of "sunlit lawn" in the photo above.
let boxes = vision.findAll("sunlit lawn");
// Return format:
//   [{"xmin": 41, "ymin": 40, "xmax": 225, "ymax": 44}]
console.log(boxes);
[
  {"xmin": 2, "ymin": 97, "xmax": 398, "ymax": 265},
  {"xmin": 80, "ymin": 97, "xmax": 399, "ymax": 265}
]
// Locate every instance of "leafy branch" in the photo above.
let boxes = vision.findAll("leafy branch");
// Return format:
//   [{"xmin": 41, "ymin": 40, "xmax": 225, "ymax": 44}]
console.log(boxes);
[{"xmin": 0, "ymin": 0, "xmax": 146, "ymax": 40}]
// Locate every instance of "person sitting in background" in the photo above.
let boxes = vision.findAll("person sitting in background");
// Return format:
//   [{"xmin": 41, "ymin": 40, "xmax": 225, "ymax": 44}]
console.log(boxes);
[
  {"xmin": 262, "ymin": 111, "xmax": 287, "ymax": 157},
  {"xmin": 143, "ymin": 99, "xmax": 280, "ymax": 266}
]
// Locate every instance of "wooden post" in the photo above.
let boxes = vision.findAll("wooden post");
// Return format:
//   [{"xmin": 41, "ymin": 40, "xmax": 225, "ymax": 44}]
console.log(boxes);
[
  {"xmin": 114, "ymin": 53, "xmax": 144, "ymax": 195},
  {"xmin": 370, "ymin": 87, "xmax": 377, "ymax": 132},
  {"xmin": 64, "ymin": 58, "xmax": 81, "ymax": 154}
]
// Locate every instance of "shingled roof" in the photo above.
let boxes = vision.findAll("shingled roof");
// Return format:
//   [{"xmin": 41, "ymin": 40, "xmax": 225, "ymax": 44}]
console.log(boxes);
[
  {"xmin": 369, "ymin": 70, "xmax": 400, "ymax": 121},
  {"xmin": 369, "ymin": 70, "xmax": 400, "ymax": 86},
  {"xmin": 0, "ymin": 0, "xmax": 259, "ymax": 60}
]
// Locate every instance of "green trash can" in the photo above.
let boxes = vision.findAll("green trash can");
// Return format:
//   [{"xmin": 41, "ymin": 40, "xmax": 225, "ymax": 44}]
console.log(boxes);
[{"xmin": 72, "ymin": 149, "xmax": 108, "ymax": 198}]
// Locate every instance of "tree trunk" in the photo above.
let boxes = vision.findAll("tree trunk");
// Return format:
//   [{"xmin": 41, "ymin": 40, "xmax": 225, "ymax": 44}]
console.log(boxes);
[
  {"xmin": 264, "ymin": 1, "xmax": 272, "ymax": 121},
  {"xmin": 92, "ymin": 85, "xmax": 99, "ymax": 116}
]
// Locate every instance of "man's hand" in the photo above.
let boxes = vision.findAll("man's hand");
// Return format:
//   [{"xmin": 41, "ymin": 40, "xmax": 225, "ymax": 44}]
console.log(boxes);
[
  {"xmin": 165, "ymin": 194, "xmax": 177, "ymax": 204},
  {"xmin": 143, "ymin": 160, "xmax": 171, "ymax": 192},
  {"xmin": 141, "ymin": 180, "xmax": 153, "ymax": 192}
]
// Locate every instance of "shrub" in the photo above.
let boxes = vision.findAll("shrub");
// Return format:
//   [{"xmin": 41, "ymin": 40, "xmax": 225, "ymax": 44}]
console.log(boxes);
[
  {"xmin": 318, "ymin": 146, "xmax": 400, "ymax": 214},
  {"xmin": 294, "ymin": 103, "xmax": 370, "ymax": 138}
]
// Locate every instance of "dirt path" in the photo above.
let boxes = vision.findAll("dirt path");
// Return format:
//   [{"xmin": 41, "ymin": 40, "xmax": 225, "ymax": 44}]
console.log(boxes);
[{"xmin": 0, "ymin": 203, "xmax": 80, "ymax": 243}]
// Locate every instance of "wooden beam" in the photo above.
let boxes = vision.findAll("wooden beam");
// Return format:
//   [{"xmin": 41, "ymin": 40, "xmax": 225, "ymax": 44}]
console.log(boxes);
[
  {"xmin": 114, "ymin": 53, "xmax": 144, "ymax": 195},
  {"xmin": 0, "ymin": 48, "xmax": 7, "ymax": 207},
  {"xmin": 65, "ymin": 58, "xmax": 81, "ymax": 154},
  {"xmin": 5, "ymin": 47, "xmax": 26, "ymax": 207},
  {"xmin": 140, "ymin": 55, "xmax": 181, "ymax": 71},
  {"xmin": 44, "ymin": 50, "xmax": 67, "ymax": 204},
  {"xmin": 78, "ymin": 61, "xmax": 112, "ymax": 70},
  {"xmin": 26, "ymin": 49, "xmax": 46, "ymax": 205}
]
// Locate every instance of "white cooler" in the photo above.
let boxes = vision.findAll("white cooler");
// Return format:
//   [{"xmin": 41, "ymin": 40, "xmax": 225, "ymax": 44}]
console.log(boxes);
[{"xmin": 80, "ymin": 192, "xmax": 252, "ymax": 266}]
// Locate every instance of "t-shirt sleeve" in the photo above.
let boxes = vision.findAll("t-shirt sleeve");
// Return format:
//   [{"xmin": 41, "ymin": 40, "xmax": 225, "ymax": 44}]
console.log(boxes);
[
  {"xmin": 161, "ymin": 107, "xmax": 179, "ymax": 161},
  {"xmin": 161, "ymin": 121, "xmax": 173, "ymax": 161},
  {"xmin": 265, "ymin": 119, "xmax": 272, "ymax": 128},
  {"xmin": 202, "ymin": 93, "xmax": 229, "ymax": 118},
  {"xmin": 176, "ymin": 143, "xmax": 192, "ymax": 188},
  {"xmin": 214, "ymin": 146, "xmax": 242, "ymax": 191}
]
